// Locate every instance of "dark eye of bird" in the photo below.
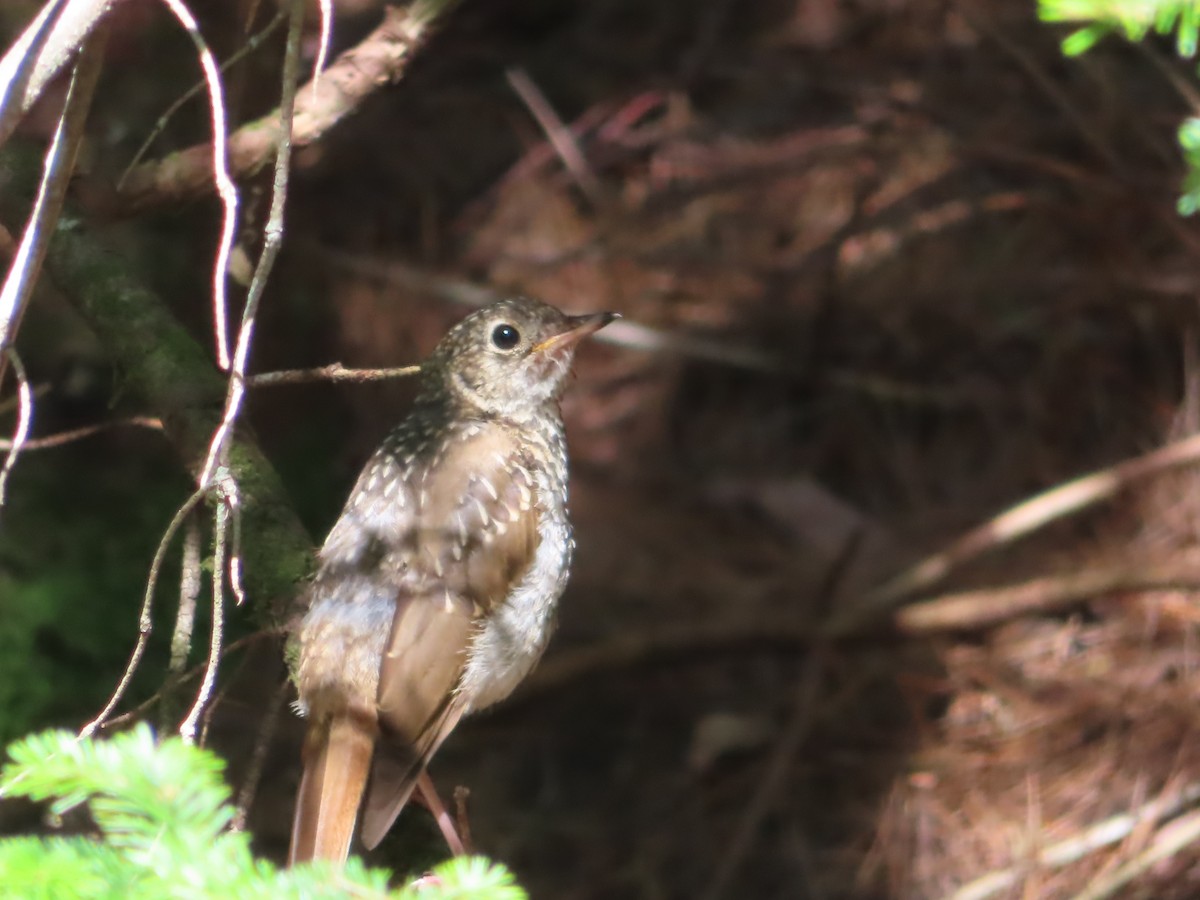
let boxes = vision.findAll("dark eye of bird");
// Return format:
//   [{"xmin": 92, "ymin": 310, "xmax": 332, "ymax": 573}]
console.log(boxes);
[{"xmin": 491, "ymin": 323, "xmax": 520, "ymax": 350}]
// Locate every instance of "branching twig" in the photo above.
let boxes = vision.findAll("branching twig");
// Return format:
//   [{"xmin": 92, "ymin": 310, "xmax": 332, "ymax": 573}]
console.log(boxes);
[
  {"xmin": 116, "ymin": 4, "xmax": 445, "ymax": 211},
  {"xmin": 117, "ymin": 10, "xmax": 287, "ymax": 191},
  {"xmin": 0, "ymin": 15, "xmax": 108, "ymax": 375},
  {"xmin": 79, "ymin": 486, "xmax": 209, "ymax": 738},
  {"xmin": 157, "ymin": 0, "xmax": 239, "ymax": 371},
  {"xmin": 177, "ymin": 0, "xmax": 305, "ymax": 741},
  {"xmin": 0, "ymin": 349, "xmax": 33, "ymax": 507}
]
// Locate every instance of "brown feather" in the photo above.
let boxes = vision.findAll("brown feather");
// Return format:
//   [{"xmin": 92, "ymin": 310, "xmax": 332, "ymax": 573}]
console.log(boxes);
[
  {"xmin": 288, "ymin": 707, "xmax": 377, "ymax": 865},
  {"xmin": 360, "ymin": 431, "xmax": 541, "ymax": 848}
]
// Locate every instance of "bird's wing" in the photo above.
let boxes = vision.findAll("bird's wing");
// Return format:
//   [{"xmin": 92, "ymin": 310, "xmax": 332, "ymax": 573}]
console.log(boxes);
[{"xmin": 360, "ymin": 425, "xmax": 541, "ymax": 850}]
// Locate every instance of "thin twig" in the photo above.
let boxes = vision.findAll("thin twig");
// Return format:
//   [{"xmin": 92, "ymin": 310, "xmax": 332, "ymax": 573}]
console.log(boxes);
[
  {"xmin": 94, "ymin": 630, "xmax": 277, "ymax": 734},
  {"xmin": 847, "ymin": 432, "xmax": 1200, "ymax": 630},
  {"xmin": 198, "ymin": 0, "xmax": 304, "ymax": 489},
  {"xmin": 193, "ymin": 0, "xmax": 304, "ymax": 630},
  {"xmin": 180, "ymin": 489, "xmax": 229, "ymax": 744},
  {"xmin": 231, "ymin": 669, "xmax": 291, "ymax": 832},
  {"xmin": 79, "ymin": 486, "xmax": 210, "ymax": 738},
  {"xmin": 158, "ymin": 0, "xmax": 240, "ymax": 371},
  {"xmin": 0, "ymin": 15, "xmax": 108, "ymax": 374},
  {"xmin": 0, "ymin": 416, "xmax": 163, "ymax": 450},
  {"xmin": 506, "ymin": 67, "xmax": 604, "ymax": 205},
  {"xmin": 161, "ymin": 512, "xmax": 202, "ymax": 734},
  {"xmin": 0, "ymin": 349, "xmax": 33, "ymax": 507},
  {"xmin": 117, "ymin": 10, "xmax": 287, "ymax": 191},
  {"xmin": 245, "ymin": 361, "xmax": 421, "ymax": 387}
]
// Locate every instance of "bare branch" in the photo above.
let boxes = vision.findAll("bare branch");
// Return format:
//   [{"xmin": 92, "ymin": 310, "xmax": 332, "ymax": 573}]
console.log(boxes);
[
  {"xmin": 158, "ymin": 0, "xmax": 239, "ymax": 370},
  {"xmin": 116, "ymin": 5, "xmax": 443, "ymax": 211},
  {"xmin": 0, "ymin": 0, "xmax": 112, "ymax": 149},
  {"xmin": 199, "ymin": 0, "xmax": 304, "ymax": 488},
  {"xmin": 0, "ymin": 16, "xmax": 108, "ymax": 372},
  {"xmin": 80, "ymin": 486, "xmax": 209, "ymax": 738},
  {"xmin": 0, "ymin": 415, "xmax": 163, "ymax": 451},
  {"xmin": 160, "ymin": 512, "xmax": 202, "ymax": 733},
  {"xmin": 117, "ymin": 10, "xmax": 286, "ymax": 190},
  {"xmin": 180, "ymin": 484, "xmax": 229, "ymax": 744}
]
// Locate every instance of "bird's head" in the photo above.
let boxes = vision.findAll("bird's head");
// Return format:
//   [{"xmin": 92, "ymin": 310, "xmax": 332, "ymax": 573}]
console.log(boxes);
[{"xmin": 424, "ymin": 297, "xmax": 617, "ymax": 420}]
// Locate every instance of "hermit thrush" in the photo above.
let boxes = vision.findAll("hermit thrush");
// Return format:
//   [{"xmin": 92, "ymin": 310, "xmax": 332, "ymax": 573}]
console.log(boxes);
[{"xmin": 288, "ymin": 297, "xmax": 616, "ymax": 864}]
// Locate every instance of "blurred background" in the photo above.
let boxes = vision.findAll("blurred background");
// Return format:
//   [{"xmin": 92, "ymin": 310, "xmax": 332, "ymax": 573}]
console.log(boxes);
[{"xmin": 4, "ymin": 0, "xmax": 1200, "ymax": 896}]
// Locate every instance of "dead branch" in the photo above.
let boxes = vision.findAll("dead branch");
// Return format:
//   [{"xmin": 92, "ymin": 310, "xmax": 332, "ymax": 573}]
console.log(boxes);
[
  {"xmin": 895, "ymin": 566, "xmax": 1200, "ymax": 634},
  {"xmin": 114, "ymin": 4, "xmax": 440, "ymax": 212}
]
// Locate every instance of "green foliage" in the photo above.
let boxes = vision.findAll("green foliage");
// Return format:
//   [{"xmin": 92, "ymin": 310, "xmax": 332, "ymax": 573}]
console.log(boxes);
[
  {"xmin": 1040, "ymin": 0, "xmax": 1200, "ymax": 56},
  {"xmin": 0, "ymin": 726, "xmax": 527, "ymax": 900},
  {"xmin": 1039, "ymin": 0, "xmax": 1200, "ymax": 214}
]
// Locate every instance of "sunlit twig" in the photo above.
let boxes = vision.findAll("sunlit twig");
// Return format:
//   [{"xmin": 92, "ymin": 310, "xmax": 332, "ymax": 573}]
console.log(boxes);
[
  {"xmin": 158, "ymin": 0, "xmax": 240, "ymax": 371},
  {"xmin": 79, "ymin": 486, "xmax": 209, "ymax": 738},
  {"xmin": 117, "ymin": 10, "xmax": 286, "ymax": 191},
  {"xmin": 0, "ymin": 350, "xmax": 33, "ymax": 507}
]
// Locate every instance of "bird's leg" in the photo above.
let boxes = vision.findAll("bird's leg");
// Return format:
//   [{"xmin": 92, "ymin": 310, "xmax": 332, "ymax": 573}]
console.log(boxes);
[{"xmin": 416, "ymin": 770, "xmax": 470, "ymax": 856}]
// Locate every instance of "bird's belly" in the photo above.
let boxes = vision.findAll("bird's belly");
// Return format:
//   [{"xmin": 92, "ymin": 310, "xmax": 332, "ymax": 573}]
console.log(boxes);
[{"xmin": 460, "ymin": 508, "xmax": 570, "ymax": 711}]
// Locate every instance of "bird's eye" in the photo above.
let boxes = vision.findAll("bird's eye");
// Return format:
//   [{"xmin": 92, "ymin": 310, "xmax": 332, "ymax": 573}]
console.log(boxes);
[{"xmin": 491, "ymin": 323, "xmax": 520, "ymax": 350}]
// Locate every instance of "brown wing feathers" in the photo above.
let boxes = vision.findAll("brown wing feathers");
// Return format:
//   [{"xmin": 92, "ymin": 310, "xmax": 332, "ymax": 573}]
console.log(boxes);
[{"xmin": 290, "ymin": 432, "xmax": 540, "ymax": 863}]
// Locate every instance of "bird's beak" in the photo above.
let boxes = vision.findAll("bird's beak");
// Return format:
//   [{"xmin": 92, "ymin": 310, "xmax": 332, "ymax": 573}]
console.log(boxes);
[{"xmin": 532, "ymin": 311, "xmax": 619, "ymax": 354}]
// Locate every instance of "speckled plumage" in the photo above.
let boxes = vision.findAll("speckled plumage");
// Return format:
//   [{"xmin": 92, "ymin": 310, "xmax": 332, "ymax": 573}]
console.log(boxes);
[{"xmin": 289, "ymin": 297, "xmax": 615, "ymax": 865}]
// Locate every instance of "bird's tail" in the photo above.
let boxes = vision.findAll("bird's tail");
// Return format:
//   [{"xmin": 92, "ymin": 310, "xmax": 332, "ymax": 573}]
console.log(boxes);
[{"xmin": 288, "ymin": 709, "xmax": 377, "ymax": 866}]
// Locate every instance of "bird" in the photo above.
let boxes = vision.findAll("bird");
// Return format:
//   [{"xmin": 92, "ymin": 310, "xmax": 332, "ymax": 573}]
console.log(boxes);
[{"xmin": 288, "ymin": 296, "xmax": 616, "ymax": 865}]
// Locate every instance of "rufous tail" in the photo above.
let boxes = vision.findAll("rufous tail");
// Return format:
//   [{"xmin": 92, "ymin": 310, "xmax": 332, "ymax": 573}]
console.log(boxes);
[{"xmin": 288, "ymin": 710, "xmax": 377, "ymax": 865}]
